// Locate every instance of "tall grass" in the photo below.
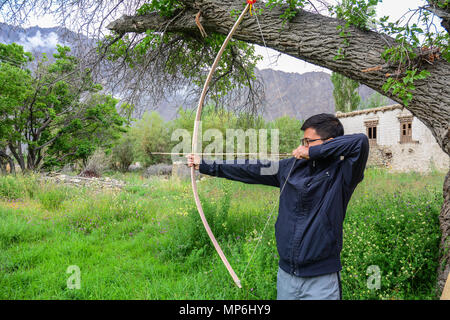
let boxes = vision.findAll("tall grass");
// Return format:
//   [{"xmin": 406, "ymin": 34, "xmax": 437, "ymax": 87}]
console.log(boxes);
[{"xmin": 0, "ymin": 168, "xmax": 446, "ymax": 299}]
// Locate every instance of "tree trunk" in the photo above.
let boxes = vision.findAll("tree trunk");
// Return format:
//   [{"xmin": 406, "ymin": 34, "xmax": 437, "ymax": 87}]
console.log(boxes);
[
  {"xmin": 108, "ymin": 0, "xmax": 450, "ymax": 294},
  {"xmin": 27, "ymin": 148, "xmax": 37, "ymax": 171},
  {"xmin": 440, "ymin": 171, "xmax": 450, "ymax": 294},
  {"xmin": 8, "ymin": 143, "xmax": 24, "ymax": 173}
]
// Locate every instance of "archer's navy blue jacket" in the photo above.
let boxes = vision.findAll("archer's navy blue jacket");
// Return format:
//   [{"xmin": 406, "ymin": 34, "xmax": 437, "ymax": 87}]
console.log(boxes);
[{"xmin": 199, "ymin": 133, "xmax": 369, "ymax": 277}]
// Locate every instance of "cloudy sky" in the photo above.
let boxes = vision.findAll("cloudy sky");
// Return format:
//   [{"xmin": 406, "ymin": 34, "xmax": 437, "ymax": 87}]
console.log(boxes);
[
  {"xmin": 24, "ymin": 0, "xmax": 428, "ymax": 74},
  {"xmin": 18, "ymin": 31, "xmax": 59, "ymax": 51}
]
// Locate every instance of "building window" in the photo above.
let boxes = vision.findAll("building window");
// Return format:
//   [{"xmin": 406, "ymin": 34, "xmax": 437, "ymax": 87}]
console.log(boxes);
[
  {"xmin": 398, "ymin": 116, "xmax": 417, "ymax": 144},
  {"xmin": 401, "ymin": 122, "xmax": 412, "ymax": 143},
  {"xmin": 368, "ymin": 126, "xmax": 377, "ymax": 140},
  {"xmin": 364, "ymin": 120, "xmax": 379, "ymax": 146}
]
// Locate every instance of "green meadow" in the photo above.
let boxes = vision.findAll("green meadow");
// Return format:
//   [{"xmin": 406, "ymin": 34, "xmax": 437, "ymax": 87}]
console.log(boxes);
[{"xmin": 0, "ymin": 167, "xmax": 445, "ymax": 300}]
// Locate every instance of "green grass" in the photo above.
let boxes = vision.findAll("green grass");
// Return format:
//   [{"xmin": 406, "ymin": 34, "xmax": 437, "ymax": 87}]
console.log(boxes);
[{"xmin": 0, "ymin": 168, "xmax": 446, "ymax": 299}]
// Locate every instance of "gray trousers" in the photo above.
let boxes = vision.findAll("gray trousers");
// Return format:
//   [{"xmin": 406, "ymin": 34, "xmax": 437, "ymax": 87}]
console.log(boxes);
[{"xmin": 277, "ymin": 267, "xmax": 342, "ymax": 300}]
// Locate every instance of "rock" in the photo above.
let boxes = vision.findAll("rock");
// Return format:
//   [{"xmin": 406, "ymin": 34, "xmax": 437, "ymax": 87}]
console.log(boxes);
[{"xmin": 38, "ymin": 173, "xmax": 127, "ymax": 191}]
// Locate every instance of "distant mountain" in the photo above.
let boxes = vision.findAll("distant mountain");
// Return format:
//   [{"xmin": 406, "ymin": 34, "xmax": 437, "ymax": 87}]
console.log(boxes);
[
  {"xmin": 259, "ymin": 69, "xmax": 335, "ymax": 120},
  {"xmin": 0, "ymin": 23, "xmax": 394, "ymax": 121},
  {"xmin": 258, "ymin": 69, "xmax": 394, "ymax": 121},
  {"xmin": 0, "ymin": 22, "xmax": 87, "ymax": 58}
]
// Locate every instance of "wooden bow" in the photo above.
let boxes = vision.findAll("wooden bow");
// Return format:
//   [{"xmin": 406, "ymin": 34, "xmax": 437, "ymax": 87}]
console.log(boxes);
[{"xmin": 191, "ymin": 3, "xmax": 251, "ymax": 289}]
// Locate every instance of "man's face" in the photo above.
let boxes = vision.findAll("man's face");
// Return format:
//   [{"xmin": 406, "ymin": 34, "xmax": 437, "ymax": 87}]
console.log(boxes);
[
  {"xmin": 303, "ymin": 128, "xmax": 326, "ymax": 147},
  {"xmin": 293, "ymin": 128, "xmax": 334, "ymax": 160}
]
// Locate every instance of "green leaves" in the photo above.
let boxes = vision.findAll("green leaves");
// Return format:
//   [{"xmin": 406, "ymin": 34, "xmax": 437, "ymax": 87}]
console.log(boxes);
[
  {"xmin": 0, "ymin": 46, "xmax": 33, "ymax": 144},
  {"xmin": 382, "ymin": 69, "xmax": 431, "ymax": 106},
  {"xmin": 0, "ymin": 42, "xmax": 33, "ymax": 67},
  {"xmin": 326, "ymin": 0, "xmax": 446, "ymax": 105},
  {"xmin": 342, "ymin": 187, "xmax": 442, "ymax": 299},
  {"xmin": 266, "ymin": 0, "xmax": 305, "ymax": 23},
  {"xmin": 332, "ymin": 0, "xmax": 380, "ymax": 31},
  {"xmin": 128, "ymin": 111, "xmax": 171, "ymax": 167},
  {"xmin": 137, "ymin": 0, "xmax": 183, "ymax": 17}
]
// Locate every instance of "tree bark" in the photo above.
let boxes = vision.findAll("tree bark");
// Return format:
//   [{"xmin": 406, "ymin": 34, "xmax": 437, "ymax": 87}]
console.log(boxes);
[
  {"xmin": 108, "ymin": 0, "xmax": 450, "ymax": 294},
  {"xmin": 8, "ymin": 142, "xmax": 25, "ymax": 172},
  {"xmin": 440, "ymin": 171, "xmax": 450, "ymax": 294}
]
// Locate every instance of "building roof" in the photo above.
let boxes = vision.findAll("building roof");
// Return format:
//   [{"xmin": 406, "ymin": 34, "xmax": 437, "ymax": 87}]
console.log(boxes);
[{"xmin": 335, "ymin": 104, "xmax": 404, "ymax": 118}]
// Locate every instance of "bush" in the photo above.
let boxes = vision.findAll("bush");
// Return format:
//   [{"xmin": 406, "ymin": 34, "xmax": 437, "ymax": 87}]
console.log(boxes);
[
  {"xmin": 111, "ymin": 135, "xmax": 135, "ymax": 172},
  {"xmin": 267, "ymin": 115, "xmax": 303, "ymax": 154},
  {"xmin": 129, "ymin": 112, "xmax": 171, "ymax": 166},
  {"xmin": 80, "ymin": 149, "xmax": 111, "ymax": 178},
  {"xmin": 341, "ymin": 190, "xmax": 442, "ymax": 299},
  {"xmin": 0, "ymin": 167, "xmax": 444, "ymax": 299}
]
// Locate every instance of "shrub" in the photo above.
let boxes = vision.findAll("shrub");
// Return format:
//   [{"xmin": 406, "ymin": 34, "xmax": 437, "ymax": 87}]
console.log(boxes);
[
  {"xmin": 341, "ymin": 189, "xmax": 442, "ymax": 300},
  {"xmin": 111, "ymin": 135, "xmax": 135, "ymax": 172},
  {"xmin": 129, "ymin": 112, "xmax": 171, "ymax": 166},
  {"xmin": 79, "ymin": 149, "xmax": 111, "ymax": 178}
]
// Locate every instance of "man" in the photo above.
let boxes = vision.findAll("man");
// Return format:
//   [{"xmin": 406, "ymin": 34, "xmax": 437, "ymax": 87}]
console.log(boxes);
[{"xmin": 188, "ymin": 113, "xmax": 369, "ymax": 300}]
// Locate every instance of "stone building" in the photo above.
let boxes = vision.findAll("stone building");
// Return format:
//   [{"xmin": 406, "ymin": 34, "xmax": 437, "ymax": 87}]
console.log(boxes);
[{"xmin": 336, "ymin": 104, "xmax": 449, "ymax": 172}]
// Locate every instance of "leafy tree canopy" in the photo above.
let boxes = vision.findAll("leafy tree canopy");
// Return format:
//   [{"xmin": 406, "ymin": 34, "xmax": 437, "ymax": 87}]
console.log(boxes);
[{"xmin": 0, "ymin": 43, "xmax": 128, "ymax": 171}]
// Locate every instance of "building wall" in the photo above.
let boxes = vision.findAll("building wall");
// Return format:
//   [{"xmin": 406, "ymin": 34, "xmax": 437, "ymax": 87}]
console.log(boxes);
[{"xmin": 336, "ymin": 105, "xmax": 449, "ymax": 173}]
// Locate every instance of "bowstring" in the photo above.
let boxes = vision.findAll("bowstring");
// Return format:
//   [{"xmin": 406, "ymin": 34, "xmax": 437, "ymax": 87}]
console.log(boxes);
[{"xmin": 241, "ymin": 4, "xmax": 297, "ymax": 281}]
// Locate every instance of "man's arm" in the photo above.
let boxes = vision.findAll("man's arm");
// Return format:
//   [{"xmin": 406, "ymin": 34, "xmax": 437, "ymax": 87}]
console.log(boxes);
[
  {"xmin": 200, "ymin": 159, "xmax": 282, "ymax": 187},
  {"xmin": 308, "ymin": 133, "xmax": 370, "ymax": 188},
  {"xmin": 189, "ymin": 156, "xmax": 284, "ymax": 188}
]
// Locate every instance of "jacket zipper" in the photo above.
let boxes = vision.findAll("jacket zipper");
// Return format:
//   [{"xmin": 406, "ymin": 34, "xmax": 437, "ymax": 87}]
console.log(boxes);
[{"xmin": 306, "ymin": 171, "xmax": 330, "ymax": 187}]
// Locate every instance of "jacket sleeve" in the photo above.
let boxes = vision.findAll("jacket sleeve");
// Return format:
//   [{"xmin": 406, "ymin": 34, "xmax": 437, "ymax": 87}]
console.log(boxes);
[
  {"xmin": 308, "ymin": 133, "xmax": 369, "ymax": 188},
  {"xmin": 199, "ymin": 158, "xmax": 286, "ymax": 188}
]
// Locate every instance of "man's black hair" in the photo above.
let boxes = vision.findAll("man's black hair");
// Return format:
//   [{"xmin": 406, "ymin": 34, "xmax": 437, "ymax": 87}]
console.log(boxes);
[{"xmin": 301, "ymin": 113, "xmax": 344, "ymax": 139}]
